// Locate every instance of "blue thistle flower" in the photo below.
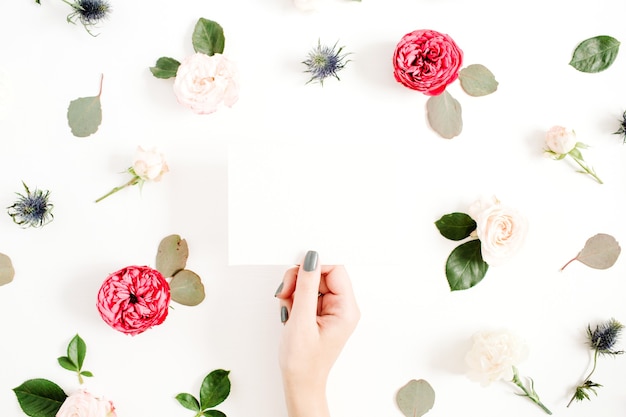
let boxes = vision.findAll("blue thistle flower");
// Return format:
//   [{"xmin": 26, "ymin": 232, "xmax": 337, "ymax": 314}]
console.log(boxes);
[
  {"xmin": 7, "ymin": 182, "xmax": 54, "ymax": 228},
  {"xmin": 303, "ymin": 40, "xmax": 351, "ymax": 85},
  {"xmin": 614, "ymin": 111, "xmax": 626, "ymax": 143},
  {"xmin": 588, "ymin": 318, "xmax": 624, "ymax": 355},
  {"xmin": 63, "ymin": 0, "xmax": 111, "ymax": 36}
]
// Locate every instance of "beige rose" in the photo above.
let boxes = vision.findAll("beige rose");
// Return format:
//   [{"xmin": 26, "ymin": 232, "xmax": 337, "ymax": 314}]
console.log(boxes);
[
  {"xmin": 132, "ymin": 146, "xmax": 169, "ymax": 182},
  {"xmin": 465, "ymin": 330, "xmax": 528, "ymax": 386},
  {"xmin": 468, "ymin": 196, "xmax": 528, "ymax": 266},
  {"xmin": 545, "ymin": 125, "xmax": 577, "ymax": 155},
  {"xmin": 56, "ymin": 390, "xmax": 116, "ymax": 417},
  {"xmin": 173, "ymin": 53, "xmax": 239, "ymax": 115}
]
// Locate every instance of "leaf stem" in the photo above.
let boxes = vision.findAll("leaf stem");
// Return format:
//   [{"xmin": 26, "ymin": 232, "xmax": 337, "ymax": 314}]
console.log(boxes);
[
  {"xmin": 95, "ymin": 176, "xmax": 140, "ymax": 203},
  {"xmin": 97, "ymin": 73, "xmax": 104, "ymax": 98},
  {"xmin": 560, "ymin": 257, "xmax": 577, "ymax": 271},
  {"xmin": 511, "ymin": 367, "xmax": 552, "ymax": 415},
  {"xmin": 568, "ymin": 155, "xmax": 603, "ymax": 184},
  {"xmin": 567, "ymin": 348, "xmax": 599, "ymax": 407}
]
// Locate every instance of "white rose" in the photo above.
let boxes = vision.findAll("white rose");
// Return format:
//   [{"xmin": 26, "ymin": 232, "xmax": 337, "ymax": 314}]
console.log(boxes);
[
  {"xmin": 545, "ymin": 125, "xmax": 577, "ymax": 155},
  {"xmin": 173, "ymin": 52, "xmax": 239, "ymax": 115},
  {"xmin": 465, "ymin": 330, "xmax": 528, "ymax": 387},
  {"xmin": 132, "ymin": 146, "xmax": 169, "ymax": 182},
  {"xmin": 468, "ymin": 196, "xmax": 528, "ymax": 266},
  {"xmin": 56, "ymin": 390, "xmax": 117, "ymax": 417}
]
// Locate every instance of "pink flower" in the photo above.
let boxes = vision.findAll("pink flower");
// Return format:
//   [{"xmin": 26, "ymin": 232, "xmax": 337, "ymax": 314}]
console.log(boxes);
[
  {"xmin": 132, "ymin": 146, "xmax": 169, "ymax": 182},
  {"xmin": 173, "ymin": 52, "xmax": 239, "ymax": 114},
  {"xmin": 392, "ymin": 29, "xmax": 463, "ymax": 96},
  {"xmin": 97, "ymin": 266, "xmax": 170, "ymax": 336},
  {"xmin": 56, "ymin": 390, "xmax": 117, "ymax": 417},
  {"xmin": 545, "ymin": 125, "xmax": 577, "ymax": 155}
]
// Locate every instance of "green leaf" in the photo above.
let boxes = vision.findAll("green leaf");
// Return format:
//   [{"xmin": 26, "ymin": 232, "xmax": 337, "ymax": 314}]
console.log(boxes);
[
  {"xmin": 67, "ymin": 334, "xmax": 87, "ymax": 370},
  {"xmin": 445, "ymin": 240, "xmax": 489, "ymax": 291},
  {"xmin": 155, "ymin": 234, "xmax": 189, "ymax": 277},
  {"xmin": 150, "ymin": 57, "xmax": 181, "ymax": 79},
  {"xmin": 435, "ymin": 212, "xmax": 476, "ymax": 241},
  {"xmin": 192, "ymin": 18, "xmax": 225, "ymax": 56},
  {"xmin": 576, "ymin": 233, "xmax": 620, "ymax": 269},
  {"xmin": 67, "ymin": 75, "xmax": 103, "ymax": 138},
  {"xmin": 56, "ymin": 357, "xmax": 76, "ymax": 372},
  {"xmin": 175, "ymin": 393, "xmax": 200, "ymax": 411},
  {"xmin": 426, "ymin": 90, "xmax": 463, "ymax": 139},
  {"xmin": 396, "ymin": 379, "xmax": 436, "ymax": 417},
  {"xmin": 200, "ymin": 369, "xmax": 231, "ymax": 409},
  {"xmin": 13, "ymin": 379, "xmax": 67, "ymax": 417},
  {"xmin": 570, "ymin": 35, "xmax": 620, "ymax": 73},
  {"xmin": 79, "ymin": 371, "xmax": 93, "ymax": 377},
  {"xmin": 170, "ymin": 269, "xmax": 205, "ymax": 306},
  {"xmin": 458, "ymin": 64, "xmax": 498, "ymax": 97},
  {"xmin": 0, "ymin": 252, "xmax": 15, "ymax": 286},
  {"xmin": 203, "ymin": 410, "xmax": 227, "ymax": 417}
]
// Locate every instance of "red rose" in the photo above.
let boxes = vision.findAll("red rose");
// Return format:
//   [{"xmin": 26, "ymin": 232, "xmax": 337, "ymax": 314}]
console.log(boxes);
[
  {"xmin": 97, "ymin": 266, "xmax": 170, "ymax": 336},
  {"xmin": 393, "ymin": 29, "xmax": 463, "ymax": 96}
]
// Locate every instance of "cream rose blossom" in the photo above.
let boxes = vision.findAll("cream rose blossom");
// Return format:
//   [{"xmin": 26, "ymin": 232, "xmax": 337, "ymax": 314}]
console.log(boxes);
[
  {"xmin": 173, "ymin": 52, "xmax": 239, "ymax": 114},
  {"xmin": 56, "ymin": 390, "xmax": 117, "ymax": 417},
  {"xmin": 132, "ymin": 146, "xmax": 169, "ymax": 181},
  {"xmin": 545, "ymin": 125, "xmax": 577, "ymax": 155},
  {"xmin": 468, "ymin": 196, "xmax": 528, "ymax": 266},
  {"xmin": 465, "ymin": 330, "xmax": 528, "ymax": 386}
]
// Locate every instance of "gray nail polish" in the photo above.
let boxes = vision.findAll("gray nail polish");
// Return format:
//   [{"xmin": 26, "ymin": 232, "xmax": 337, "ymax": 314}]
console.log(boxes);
[
  {"xmin": 280, "ymin": 306, "xmax": 289, "ymax": 323},
  {"xmin": 303, "ymin": 250, "xmax": 318, "ymax": 272},
  {"xmin": 274, "ymin": 282, "xmax": 284, "ymax": 297}
]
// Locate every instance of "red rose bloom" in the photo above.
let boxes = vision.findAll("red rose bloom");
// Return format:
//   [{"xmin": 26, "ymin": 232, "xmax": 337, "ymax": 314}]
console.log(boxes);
[
  {"xmin": 393, "ymin": 29, "xmax": 463, "ymax": 96},
  {"xmin": 97, "ymin": 266, "xmax": 170, "ymax": 336}
]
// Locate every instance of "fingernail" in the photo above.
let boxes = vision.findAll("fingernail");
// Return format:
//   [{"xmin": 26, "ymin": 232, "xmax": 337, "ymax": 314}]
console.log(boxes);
[
  {"xmin": 303, "ymin": 250, "xmax": 318, "ymax": 272},
  {"xmin": 274, "ymin": 282, "xmax": 284, "ymax": 297},
  {"xmin": 280, "ymin": 306, "xmax": 289, "ymax": 323}
]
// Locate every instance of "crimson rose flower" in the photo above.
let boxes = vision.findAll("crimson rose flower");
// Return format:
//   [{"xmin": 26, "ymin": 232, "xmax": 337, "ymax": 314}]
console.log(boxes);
[
  {"xmin": 97, "ymin": 266, "xmax": 170, "ymax": 336},
  {"xmin": 393, "ymin": 29, "xmax": 463, "ymax": 96}
]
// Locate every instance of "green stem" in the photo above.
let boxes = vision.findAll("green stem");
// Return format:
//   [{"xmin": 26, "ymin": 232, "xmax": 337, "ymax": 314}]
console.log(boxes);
[
  {"xmin": 511, "ymin": 367, "xmax": 552, "ymax": 415},
  {"xmin": 95, "ymin": 176, "xmax": 140, "ymax": 203},
  {"xmin": 567, "ymin": 348, "xmax": 599, "ymax": 407},
  {"xmin": 569, "ymin": 155, "xmax": 603, "ymax": 184}
]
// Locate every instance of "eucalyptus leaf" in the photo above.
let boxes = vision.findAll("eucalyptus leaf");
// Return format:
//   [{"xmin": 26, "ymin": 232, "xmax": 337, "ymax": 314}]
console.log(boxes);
[
  {"xmin": 67, "ymin": 75, "xmax": 103, "ymax": 138},
  {"xmin": 426, "ymin": 90, "xmax": 463, "ymax": 139},
  {"xmin": 156, "ymin": 234, "xmax": 189, "ymax": 277},
  {"xmin": 446, "ymin": 240, "xmax": 489, "ymax": 291},
  {"xmin": 170, "ymin": 269, "xmax": 205, "ymax": 306},
  {"xmin": 458, "ymin": 64, "xmax": 498, "ymax": 97},
  {"xmin": 200, "ymin": 369, "xmax": 231, "ymax": 410},
  {"xmin": 570, "ymin": 35, "xmax": 620, "ymax": 73},
  {"xmin": 175, "ymin": 393, "xmax": 200, "ymax": 411},
  {"xmin": 562, "ymin": 233, "xmax": 621, "ymax": 270},
  {"xmin": 396, "ymin": 379, "xmax": 435, "ymax": 417},
  {"xmin": 203, "ymin": 410, "xmax": 227, "ymax": 417},
  {"xmin": 192, "ymin": 18, "xmax": 225, "ymax": 56},
  {"xmin": 0, "ymin": 252, "xmax": 15, "ymax": 286},
  {"xmin": 435, "ymin": 212, "xmax": 476, "ymax": 241},
  {"xmin": 150, "ymin": 57, "xmax": 181, "ymax": 79},
  {"xmin": 13, "ymin": 378, "xmax": 67, "ymax": 417}
]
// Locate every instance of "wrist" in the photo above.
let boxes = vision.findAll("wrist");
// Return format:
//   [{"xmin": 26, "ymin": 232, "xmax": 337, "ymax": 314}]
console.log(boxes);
[{"xmin": 282, "ymin": 377, "xmax": 329, "ymax": 417}]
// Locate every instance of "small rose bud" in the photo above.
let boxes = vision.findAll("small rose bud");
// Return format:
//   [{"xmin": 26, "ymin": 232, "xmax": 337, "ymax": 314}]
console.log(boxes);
[{"xmin": 545, "ymin": 125, "xmax": 577, "ymax": 155}]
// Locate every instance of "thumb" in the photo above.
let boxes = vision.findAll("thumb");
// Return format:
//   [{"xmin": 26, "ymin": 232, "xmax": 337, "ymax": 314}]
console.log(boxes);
[{"xmin": 290, "ymin": 250, "xmax": 321, "ymax": 319}]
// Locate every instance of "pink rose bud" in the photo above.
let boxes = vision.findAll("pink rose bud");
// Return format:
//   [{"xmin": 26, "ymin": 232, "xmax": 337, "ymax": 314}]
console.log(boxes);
[
  {"xmin": 545, "ymin": 125, "xmax": 577, "ymax": 155},
  {"xmin": 56, "ymin": 389, "xmax": 117, "ymax": 417}
]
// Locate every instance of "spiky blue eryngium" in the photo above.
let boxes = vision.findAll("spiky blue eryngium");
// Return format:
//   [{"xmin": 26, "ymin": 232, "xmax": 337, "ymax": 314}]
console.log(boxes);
[
  {"xmin": 303, "ymin": 40, "xmax": 351, "ymax": 85},
  {"xmin": 63, "ymin": 0, "xmax": 110, "ymax": 35},
  {"xmin": 614, "ymin": 111, "xmax": 626, "ymax": 143},
  {"xmin": 7, "ymin": 182, "xmax": 54, "ymax": 228},
  {"xmin": 588, "ymin": 318, "xmax": 624, "ymax": 355}
]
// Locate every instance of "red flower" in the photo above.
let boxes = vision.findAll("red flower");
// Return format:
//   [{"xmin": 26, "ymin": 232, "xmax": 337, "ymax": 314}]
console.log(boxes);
[
  {"xmin": 97, "ymin": 266, "xmax": 170, "ymax": 336},
  {"xmin": 393, "ymin": 29, "xmax": 463, "ymax": 96}
]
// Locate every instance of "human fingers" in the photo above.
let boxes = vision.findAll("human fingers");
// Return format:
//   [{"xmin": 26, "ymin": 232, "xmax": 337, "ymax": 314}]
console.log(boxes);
[
  {"xmin": 275, "ymin": 266, "xmax": 298, "ymax": 299},
  {"xmin": 290, "ymin": 250, "xmax": 322, "ymax": 321}
]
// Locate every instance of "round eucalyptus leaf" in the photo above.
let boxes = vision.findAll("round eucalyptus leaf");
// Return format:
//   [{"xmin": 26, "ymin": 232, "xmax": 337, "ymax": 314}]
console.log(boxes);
[
  {"xmin": 0, "ymin": 252, "xmax": 15, "ymax": 286},
  {"xmin": 156, "ymin": 234, "xmax": 189, "ymax": 277},
  {"xmin": 426, "ymin": 91, "xmax": 463, "ymax": 139},
  {"xmin": 445, "ymin": 240, "xmax": 489, "ymax": 291},
  {"xmin": 170, "ymin": 269, "xmax": 205, "ymax": 306},
  {"xmin": 396, "ymin": 379, "xmax": 435, "ymax": 417},
  {"xmin": 569, "ymin": 35, "xmax": 620, "ymax": 73},
  {"xmin": 576, "ymin": 233, "xmax": 621, "ymax": 269},
  {"xmin": 458, "ymin": 64, "xmax": 498, "ymax": 97},
  {"xmin": 435, "ymin": 212, "xmax": 476, "ymax": 241},
  {"xmin": 67, "ymin": 95, "xmax": 102, "ymax": 138}
]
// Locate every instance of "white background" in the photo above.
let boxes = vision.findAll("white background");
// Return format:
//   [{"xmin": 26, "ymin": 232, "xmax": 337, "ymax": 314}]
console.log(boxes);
[{"xmin": 1, "ymin": 0, "xmax": 626, "ymax": 416}]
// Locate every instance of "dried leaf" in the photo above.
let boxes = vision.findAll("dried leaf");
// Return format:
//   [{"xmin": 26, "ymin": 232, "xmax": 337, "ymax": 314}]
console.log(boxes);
[
  {"xmin": 458, "ymin": 64, "xmax": 498, "ymax": 97},
  {"xmin": 396, "ymin": 379, "xmax": 435, "ymax": 417},
  {"xmin": 155, "ymin": 234, "xmax": 189, "ymax": 277},
  {"xmin": 576, "ymin": 233, "xmax": 620, "ymax": 269},
  {"xmin": 67, "ymin": 75, "xmax": 103, "ymax": 138},
  {"xmin": 170, "ymin": 269, "xmax": 205, "ymax": 306},
  {"xmin": 0, "ymin": 253, "xmax": 14, "ymax": 286},
  {"xmin": 426, "ymin": 90, "xmax": 463, "ymax": 139}
]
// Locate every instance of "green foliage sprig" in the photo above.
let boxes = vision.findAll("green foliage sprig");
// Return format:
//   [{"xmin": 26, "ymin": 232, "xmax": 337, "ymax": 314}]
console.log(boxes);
[
  {"xmin": 57, "ymin": 334, "xmax": 93, "ymax": 384},
  {"xmin": 176, "ymin": 369, "xmax": 231, "ymax": 417},
  {"xmin": 434, "ymin": 212, "xmax": 488, "ymax": 291}
]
